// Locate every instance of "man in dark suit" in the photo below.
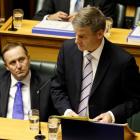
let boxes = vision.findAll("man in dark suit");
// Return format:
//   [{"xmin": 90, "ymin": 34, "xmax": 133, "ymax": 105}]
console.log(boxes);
[
  {"xmin": 51, "ymin": 7, "xmax": 140, "ymax": 123},
  {"xmin": 34, "ymin": 0, "xmax": 115, "ymax": 21},
  {"xmin": 0, "ymin": 43, "xmax": 54, "ymax": 121}
]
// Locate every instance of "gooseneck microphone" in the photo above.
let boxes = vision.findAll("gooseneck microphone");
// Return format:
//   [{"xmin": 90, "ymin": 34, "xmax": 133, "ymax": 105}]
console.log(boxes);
[
  {"xmin": 8, "ymin": 15, "xmax": 17, "ymax": 31},
  {"xmin": 35, "ymin": 79, "xmax": 51, "ymax": 140}
]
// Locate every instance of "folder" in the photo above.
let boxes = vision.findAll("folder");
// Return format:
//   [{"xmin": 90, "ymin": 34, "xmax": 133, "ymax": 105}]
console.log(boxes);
[
  {"xmin": 52, "ymin": 116, "xmax": 136, "ymax": 140},
  {"xmin": 32, "ymin": 20, "xmax": 75, "ymax": 37}
]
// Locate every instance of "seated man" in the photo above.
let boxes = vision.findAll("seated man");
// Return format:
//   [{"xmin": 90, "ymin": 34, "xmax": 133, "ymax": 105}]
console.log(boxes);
[
  {"xmin": 0, "ymin": 43, "xmax": 56, "ymax": 121},
  {"xmin": 34, "ymin": 0, "xmax": 115, "ymax": 21},
  {"xmin": 51, "ymin": 7, "xmax": 140, "ymax": 123}
]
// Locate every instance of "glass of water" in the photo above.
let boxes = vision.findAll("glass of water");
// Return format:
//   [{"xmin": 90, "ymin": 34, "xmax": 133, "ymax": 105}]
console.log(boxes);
[
  {"xmin": 48, "ymin": 116, "xmax": 60, "ymax": 140},
  {"xmin": 28, "ymin": 109, "xmax": 39, "ymax": 131},
  {"xmin": 105, "ymin": 17, "xmax": 113, "ymax": 37},
  {"xmin": 13, "ymin": 9, "xmax": 24, "ymax": 29}
]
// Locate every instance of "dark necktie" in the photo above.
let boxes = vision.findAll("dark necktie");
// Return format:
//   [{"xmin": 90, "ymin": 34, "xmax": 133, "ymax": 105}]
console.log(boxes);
[
  {"xmin": 78, "ymin": 53, "xmax": 93, "ymax": 116},
  {"xmin": 12, "ymin": 81, "xmax": 24, "ymax": 119}
]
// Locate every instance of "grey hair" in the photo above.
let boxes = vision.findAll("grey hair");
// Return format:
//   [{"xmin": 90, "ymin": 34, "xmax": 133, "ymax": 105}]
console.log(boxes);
[{"xmin": 72, "ymin": 7, "xmax": 106, "ymax": 32}]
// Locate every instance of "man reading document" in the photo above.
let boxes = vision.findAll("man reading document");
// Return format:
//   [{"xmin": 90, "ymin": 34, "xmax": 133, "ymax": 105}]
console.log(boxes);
[{"xmin": 51, "ymin": 7, "xmax": 140, "ymax": 123}]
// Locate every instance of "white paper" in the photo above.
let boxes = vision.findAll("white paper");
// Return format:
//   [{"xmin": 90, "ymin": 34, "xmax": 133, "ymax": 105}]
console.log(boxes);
[
  {"xmin": 131, "ymin": 26, "xmax": 140, "ymax": 37},
  {"xmin": 35, "ymin": 20, "xmax": 74, "ymax": 31}
]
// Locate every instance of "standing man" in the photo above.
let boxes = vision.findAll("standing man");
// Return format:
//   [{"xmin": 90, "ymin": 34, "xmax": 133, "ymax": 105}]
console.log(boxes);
[
  {"xmin": 34, "ymin": 0, "xmax": 115, "ymax": 21},
  {"xmin": 0, "ymin": 43, "xmax": 55, "ymax": 121},
  {"xmin": 51, "ymin": 7, "xmax": 140, "ymax": 123}
]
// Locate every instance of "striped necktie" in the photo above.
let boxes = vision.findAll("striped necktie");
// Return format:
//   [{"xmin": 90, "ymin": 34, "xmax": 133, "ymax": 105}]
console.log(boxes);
[
  {"xmin": 78, "ymin": 53, "xmax": 93, "ymax": 116},
  {"xmin": 12, "ymin": 81, "xmax": 24, "ymax": 119}
]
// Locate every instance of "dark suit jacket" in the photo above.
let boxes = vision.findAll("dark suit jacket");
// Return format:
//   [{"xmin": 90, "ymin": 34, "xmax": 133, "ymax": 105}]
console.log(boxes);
[
  {"xmin": 34, "ymin": 0, "xmax": 115, "ymax": 20},
  {"xmin": 0, "ymin": 68, "xmax": 56, "ymax": 122},
  {"xmin": 51, "ymin": 38, "xmax": 140, "ymax": 123}
]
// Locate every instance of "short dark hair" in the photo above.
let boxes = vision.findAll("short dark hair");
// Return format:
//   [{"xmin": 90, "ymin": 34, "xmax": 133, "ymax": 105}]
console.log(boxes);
[
  {"xmin": 1, "ymin": 42, "xmax": 28, "ymax": 61},
  {"xmin": 72, "ymin": 7, "xmax": 106, "ymax": 33}
]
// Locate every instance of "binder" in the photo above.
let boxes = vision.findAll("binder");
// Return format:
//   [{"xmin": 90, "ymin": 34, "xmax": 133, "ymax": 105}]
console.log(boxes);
[
  {"xmin": 127, "ymin": 26, "xmax": 140, "ymax": 44},
  {"xmin": 32, "ymin": 20, "xmax": 75, "ymax": 37},
  {"xmin": 52, "ymin": 116, "xmax": 136, "ymax": 140}
]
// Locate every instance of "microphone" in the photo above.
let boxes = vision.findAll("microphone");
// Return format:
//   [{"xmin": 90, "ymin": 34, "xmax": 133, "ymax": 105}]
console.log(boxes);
[
  {"xmin": 8, "ymin": 15, "xmax": 17, "ymax": 31},
  {"xmin": 35, "ymin": 79, "xmax": 51, "ymax": 140}
]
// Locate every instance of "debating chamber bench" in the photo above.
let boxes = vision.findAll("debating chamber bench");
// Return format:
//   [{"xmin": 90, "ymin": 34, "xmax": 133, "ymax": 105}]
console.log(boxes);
[
  {"xmin": 0, "ymin": 18, "xmax": 140, "ymax": 67},
  {"xmin": 0, "ymin": 117, "xmax": 140, "ymax": 140}
]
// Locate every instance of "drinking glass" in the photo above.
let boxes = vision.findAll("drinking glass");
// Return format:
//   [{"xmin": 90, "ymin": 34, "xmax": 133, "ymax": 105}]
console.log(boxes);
[
  {"xmin": 28, "ymin": 109, "xmax": 39, "ymax": 131},
  {"xmin": 105, "ymin": 17, "xmax": 113, "ymax": 37},
  {"xmin": 48, "ymin": 116, "xmax": 60, "ymax": 140},
  {"xmin": 13, "ymin": 9, "xmax": 24, "ymax": 29}
]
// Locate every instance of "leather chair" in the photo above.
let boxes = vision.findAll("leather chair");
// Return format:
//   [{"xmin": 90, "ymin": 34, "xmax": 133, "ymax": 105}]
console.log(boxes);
[
  {"xmin": 133, "ymin": 6, "xmax": 140, "ymax": 26},
  {"xmin": 115, "ymin": 3, "xmax": 126, "ymax": 28},
  {"xmin": 127, "ymin": 112, "xmax": 140, "ymax": 132},
  {"xmin": 30, "ymin": 60, "xmax": 56, "ymax": 78}
]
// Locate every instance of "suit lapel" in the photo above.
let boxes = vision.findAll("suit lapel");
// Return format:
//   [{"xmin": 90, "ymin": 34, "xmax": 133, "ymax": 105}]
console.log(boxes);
[
  {"xmin": 73, "ymin": 46, "xmax": 83, "ymax": 109},
  {"xmin": 30, "ymin": 71, "xmax": 40, "ymax": 110},
  {"xmin": 90, "ymin": 41, "xmax": 111, "ymax": 97},
  {"xmin": 0, "ymin": 73, "xmax": 11, "ymax": 117}
]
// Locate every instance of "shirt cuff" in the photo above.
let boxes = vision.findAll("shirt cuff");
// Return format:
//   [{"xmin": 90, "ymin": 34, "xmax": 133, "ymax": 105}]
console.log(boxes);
[
  {"xmin": 108, "ymin": 111, "xmax": 115, "ymax": 123},
  {"xmin": 64, "ymin": 109, "xmax": 73, "ymax": 116},
  {"xmin": 43, "ymin": 15, "xmax": 49, "ymax": 20}
]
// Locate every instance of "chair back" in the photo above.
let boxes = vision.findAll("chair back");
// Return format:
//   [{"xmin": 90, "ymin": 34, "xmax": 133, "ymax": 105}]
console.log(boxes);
[
  {"xmin": 115, "ymin": 3, "xmax": 126, "ymax": 28},
  {"xmin": 133, "ymin": 7, "xmax": 140, "ymax": 26}
]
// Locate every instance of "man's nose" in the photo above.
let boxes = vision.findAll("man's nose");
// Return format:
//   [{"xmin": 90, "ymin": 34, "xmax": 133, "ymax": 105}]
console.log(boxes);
[{"xmin": 16, "ymin": 61, "xmax": 22, "ymax": 68}]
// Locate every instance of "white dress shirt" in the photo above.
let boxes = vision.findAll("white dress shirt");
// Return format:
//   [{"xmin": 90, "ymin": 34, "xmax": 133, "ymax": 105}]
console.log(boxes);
[
  {"xmin": 70, "ymin": 0, "xmax": 84, "ymax": 14},
  {"xmin": 7, "ymin": 71, "xmax": 31, "ymax": 120}
]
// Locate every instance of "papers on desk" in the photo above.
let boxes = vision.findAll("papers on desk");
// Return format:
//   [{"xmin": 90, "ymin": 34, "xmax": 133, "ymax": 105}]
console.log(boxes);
[
  {"xmin": 32, "ymin": 20, "xmax": 75, "ymax": 37},
  {"xmin": 127, "ymin": 26, "xmax": 140, "ymax": 44}
]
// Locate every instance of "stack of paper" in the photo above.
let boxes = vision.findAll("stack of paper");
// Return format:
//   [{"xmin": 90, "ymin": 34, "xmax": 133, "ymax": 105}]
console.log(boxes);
[
  {"xmin": 127, "ymin": 26, "xmax": 140, "ymax": 44},
  {"xmin": 32, "ymin": 20, "xmax": 75, "ymax": 37}
]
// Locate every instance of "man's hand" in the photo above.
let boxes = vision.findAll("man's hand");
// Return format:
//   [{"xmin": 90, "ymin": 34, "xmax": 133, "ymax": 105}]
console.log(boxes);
[
  {"xmin": 48, "ymin": 11, "xmax": 69, "ymax": 21},
  {"xmin": 64, "ymin": 109, "xmax": 79, "ymax": 117},
  {"xmin": 67, "ymin": 13, "xmax": 77, "ymax": 22},
  {"xmin": 92, "ymin": 112, "xmax": 112, "ymax": 123}
]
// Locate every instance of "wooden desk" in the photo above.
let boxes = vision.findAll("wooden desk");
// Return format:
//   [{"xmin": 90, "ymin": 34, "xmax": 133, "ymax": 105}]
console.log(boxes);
[
  {"xmin": 0, "ymin": 117, "xmax": 48, "ymax": 140},
  {"xmin": 106, "ymin": 28, "xmax": 140, "ymax": 67},
  {"xmin": 0, "ymin": 117, "xmax": 140, "ymax": 140},
  {"xmin": 0, "ymin": 18, "xmax": 140, "ymax": 67},
  {"xmin": 0, "ymin": 117, "xmax": 62, "ymax": 140}
]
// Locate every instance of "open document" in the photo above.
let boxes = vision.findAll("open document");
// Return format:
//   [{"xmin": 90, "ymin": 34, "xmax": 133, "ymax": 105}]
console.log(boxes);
[{"xmin": 32, "ymin": 20, "xmax": 75, "ymax": 37}]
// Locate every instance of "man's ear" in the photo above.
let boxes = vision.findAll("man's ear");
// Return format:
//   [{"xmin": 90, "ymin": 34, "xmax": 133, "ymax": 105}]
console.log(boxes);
[
  {"xmin": 4, "ymin": 63, "xmax": 9, "ymax": 71},
  {"xmin": 97, "ymin": 29, "xmax": 104, "ymax": 39}
]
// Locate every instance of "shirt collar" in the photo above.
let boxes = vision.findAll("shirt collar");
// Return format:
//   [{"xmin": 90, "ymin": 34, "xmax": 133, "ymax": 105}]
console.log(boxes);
[
  {"xmin": 83, "ymin": 38, "xmax": 104, "ymax": 61},
  {"xmin": 11, "ymin": 70, "xmax": 31, "ymax": 87}
]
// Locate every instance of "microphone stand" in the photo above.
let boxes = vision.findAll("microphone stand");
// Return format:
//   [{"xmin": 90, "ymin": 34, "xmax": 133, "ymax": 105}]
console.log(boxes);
[
  {"xmin": 35, "ymin": 79, "xmax": 50, "ymax": 140},
  {"xmin": 8, "ymin": 15, "xmax": 17, "ymax": 31},
  {"xmin": 34, "ymin": 90, "xmax": 45, "ymax": 140}
]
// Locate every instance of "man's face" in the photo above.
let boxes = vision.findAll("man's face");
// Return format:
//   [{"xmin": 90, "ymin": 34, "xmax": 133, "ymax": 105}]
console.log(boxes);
[
  {"xmin": 3, "ymin": 46, "xmax": 30, "ymax": 81},
  {"xmin": 74, "ymin": 26, "xmax": 104, "ymax": 52}
]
